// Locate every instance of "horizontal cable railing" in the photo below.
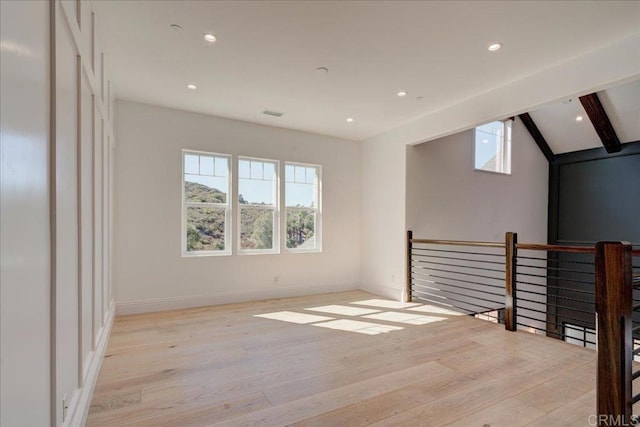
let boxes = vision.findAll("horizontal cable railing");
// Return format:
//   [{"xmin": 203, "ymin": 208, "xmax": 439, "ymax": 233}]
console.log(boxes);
[
  {"xmin": 513, "ymin": 240, "xmax": 596, "ymax": 347},
  {"xmin": 631, "ymin": 247, "xmax": 640, "ymax": 412},
  {"xmin": 406, "ymin": 231, "xmax": 637, "ymax": 426},
  {"xmin": 406, "ymin": 231, "xmax": 506, "ymax": 323}
]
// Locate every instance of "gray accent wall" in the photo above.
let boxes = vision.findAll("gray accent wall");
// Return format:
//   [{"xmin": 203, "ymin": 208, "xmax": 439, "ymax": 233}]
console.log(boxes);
[{"xmin": 406, "ymin": 116, "xmax": 549, "ymax": 245}]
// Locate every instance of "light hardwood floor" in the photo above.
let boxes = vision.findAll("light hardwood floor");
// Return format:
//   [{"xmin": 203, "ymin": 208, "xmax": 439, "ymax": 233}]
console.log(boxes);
[{"xmin": 87, "ymin": 290, "xmax": 599, "ymax": 426}]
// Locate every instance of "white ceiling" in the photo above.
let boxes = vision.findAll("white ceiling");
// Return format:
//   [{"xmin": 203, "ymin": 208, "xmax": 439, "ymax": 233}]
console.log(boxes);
[
  {"xmin": 528, "ymin": 79, "xmax": 640, "ymax": 154},
  {"xmin": 600, "ymin": 79, "xmax": 640, "ymax": 144},
  {"xmin": 95, "ymin": 1, "xmax": 640, "ymax": 142}
]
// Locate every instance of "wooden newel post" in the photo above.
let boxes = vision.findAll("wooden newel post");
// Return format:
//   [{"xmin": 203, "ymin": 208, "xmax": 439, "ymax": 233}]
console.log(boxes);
[
  {"xmin": 505, "ymin": 232, "xmax": 517, "ymax": 331},
  {"xmin": 406, "ymin": 230, "xmax": 413, "ymax": 303},
  {"xmin": 595, "ymin": 241, "xmax": 633, "ymax": 426}
]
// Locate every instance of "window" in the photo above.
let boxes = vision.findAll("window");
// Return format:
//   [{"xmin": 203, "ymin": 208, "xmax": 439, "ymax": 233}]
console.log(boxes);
[
  {"xmin": 474, "ymin": 309, "xmax": 503, "ymax": 324},
  {"xmin": 285, "ymin": 162, "xmax": 321, "ymax": 252},
  {"xmin": 564, "ymin": 323, "xmax": 596, "ymax": 350},
  {"xmin": 238, "ymin": 157, "xmax": 279, "ymax": 253},
  {"xmin": 182, "ymin": 151, "xmax": 231, "ymax": 255},
  {"xmin": 474, "ymin": 119, "xmax": 512, "ymax": 174},
  {"xmin": 181, "ymin": 153, "xmax": 322, "ymax": 255}
]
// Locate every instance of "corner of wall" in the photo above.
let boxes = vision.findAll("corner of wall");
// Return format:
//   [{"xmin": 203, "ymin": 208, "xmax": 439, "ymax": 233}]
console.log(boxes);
[
  {"xmin": 359, "ymin": 282, "xmax": 404, "ymax": 301},
  {"xmin": 359, "ymin": 136, "xmax": 407, "ymax": 302}
]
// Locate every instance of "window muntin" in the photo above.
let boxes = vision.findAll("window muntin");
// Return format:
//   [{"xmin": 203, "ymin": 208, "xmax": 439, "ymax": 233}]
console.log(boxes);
[
  {"xmin": 564, "ymin": 323, "xmax": 596, "ymax": 350},
  {"xmin": 183, "ymin": 151, "xmax": 231, "ymax": 255},
  {"xmin": 285, "ymin": 163, "xmax": 321, "ymax": 252},
  {"xmin": 238, "ymin": 157, "xmax": 279, "ymax": 253},
  {"xmin": 182, "ymin": 154, "xmax": 321, "ymax": 255},
  {"xmin": 474, "ymin": 119, "xmax": 512, "ymax": 174}
]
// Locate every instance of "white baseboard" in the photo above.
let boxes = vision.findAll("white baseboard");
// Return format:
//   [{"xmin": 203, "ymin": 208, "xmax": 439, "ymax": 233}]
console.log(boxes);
[
  {"xmin": 359, "ymin": 283, "xmax": 404, "ymax": 301},
  {"xmin": 66, "ymin": 300, "xmax": 115, "ymax": 427},
  {"xmin": 116, "ymin": 283, "xmax": 360, "ymax": 315}
]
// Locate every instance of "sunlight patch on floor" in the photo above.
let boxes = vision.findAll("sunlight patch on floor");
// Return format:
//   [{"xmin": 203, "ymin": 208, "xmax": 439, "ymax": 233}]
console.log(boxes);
[
  {"xmin": 350, "ymin": 299, "xmax": 421, "ymax": 309},
  {"xmin": 305, "ymin": 305, "xmax": 381, "ymax": 316},
  {"xmin": 363, "ymin": 312, "xmax": 446, "ymax": 325},
  {"xmin": 253, "ymin": 299, "xmax": 457, "ymax": 336},
  {"xmin": 254, "ymin": 311, "xmax": 334, "ymax": 324},
  {"xmin": 312, "ymin": 319, "xmax": 404, "ymax": 335}
]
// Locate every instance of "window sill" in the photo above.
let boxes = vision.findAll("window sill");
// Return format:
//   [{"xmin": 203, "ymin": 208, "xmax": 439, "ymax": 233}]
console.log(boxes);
[
  {"xmin": 285, "ymin": 249, "xmax": 322, "ymax": 254},
  {"xmin": 473, "ymin": 168, "xmax": 511, "ymax": 176},
  {"xmin": 182, "ymin": 251, "xmax": 231, "ymax": 258},
  {"xmin": 238, "ymin": 250, "xmax": 279, "ymax": 256}
]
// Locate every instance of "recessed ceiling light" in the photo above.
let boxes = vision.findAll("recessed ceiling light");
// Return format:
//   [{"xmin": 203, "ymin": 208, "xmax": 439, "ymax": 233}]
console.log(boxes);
[
  {"xmin": 346, "ymin": 117, "xmax": 354, "ymax": 123},
  {"xmin": 576, "ymin": 115, "xmax": 584, "ymax": 122},
  {"xmin": 316, "ymin": 66, "xmax": 329, "ymax": 74},
  {"xmin": 186, "ymin": 84, "xmax": 197, "ymax": 90},
  {"xmin": 203, "ymin": 33, "xmax": 216, "ymax": 42},
  {"xmin": 416, "ymin": 96, "xmax": 424, "ymax": 100},
  {"xmin": 487, "ymin": 42, "xmax": 503, "ymax": 51},
  {"xmin": 170, "ymin": 24, "xmax": 183, "ymax": 32},
  {"xmin": 397, "ymin": 91, "xmax": 408, "ymax": 97}
]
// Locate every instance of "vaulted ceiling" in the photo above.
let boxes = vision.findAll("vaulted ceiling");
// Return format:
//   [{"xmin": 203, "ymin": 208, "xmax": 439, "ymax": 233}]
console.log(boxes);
[
  {"xmin": 95, "ymin": 1, "xmax": 640, "ymax": 143},
  {"xmin": 525, "ymin": 79, "xmax": 639, "ymax": 155}
]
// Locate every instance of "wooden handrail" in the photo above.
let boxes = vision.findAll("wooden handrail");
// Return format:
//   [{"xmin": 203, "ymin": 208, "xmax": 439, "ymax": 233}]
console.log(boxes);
[
  {"xmin": 410, "ymin": 238, "xmax": 602, "ymax": 254},
  {"xmin": 410, "ymin": 238, "xmax": 504, "ymax": 249},
  {"xmin": 410, "ymin": 236, "xmax": 636, "ymax": 255},
  {"xmin": 517, "ymin": 243, "xmax": 595, "ymax": 254},
  {"xmin": 407, "ymin": 230, "xmax": 636, "ymax": 425}
]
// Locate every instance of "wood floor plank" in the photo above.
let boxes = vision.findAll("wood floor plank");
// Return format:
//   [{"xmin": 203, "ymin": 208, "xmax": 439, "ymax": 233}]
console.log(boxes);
[
  {"xmin": 367, "ymin": 411, "xmax": 429, "ymax": 427},
  {"xmin": 513, "ymin": 362, "xmax": 594, "ymax": 415},
  {"xmin": 448, "ymin": 396, "xmax": 546, "ymax": 427},
  {"xmin": 525, "ymin": 390, "xmax": 596, "ymax": 427},
  {"xmin": 212, "ymin": 362, "xmax": 452, "ymax": 426},
  {"xmin": 289, "ymin": 381, "xmax": 438, "ymax": 427},
  {"xmin": 87, "ymin": 290, "xmax": 599, "ymax": 426}
]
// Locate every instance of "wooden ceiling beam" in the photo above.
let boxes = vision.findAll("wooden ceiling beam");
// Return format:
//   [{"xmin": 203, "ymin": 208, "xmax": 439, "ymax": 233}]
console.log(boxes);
[
  {"xmin": 579, "ymin": 93, "xmax": 621, "ymax": 154},
  {"xmin": 518, "ymin": 113, "xmax": 555, "ymax": 162}
]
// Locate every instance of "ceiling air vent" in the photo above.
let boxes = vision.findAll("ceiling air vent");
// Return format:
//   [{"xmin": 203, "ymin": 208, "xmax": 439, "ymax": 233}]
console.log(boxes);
[{"xmin": 263, "ymin": 110, "xmax": 284, "ymax": 118}]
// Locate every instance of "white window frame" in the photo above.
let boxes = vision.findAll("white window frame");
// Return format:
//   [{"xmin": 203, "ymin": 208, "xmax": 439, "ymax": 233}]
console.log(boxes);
[
  {"xmin": 564, "ymin": 322, "xmax": 596, "ymax": 350},
  {"xmin": 473, "ymin": 119, "xmax": 512, "ymax": 175},
  {"xmin": 284, "ymin": 161, "xmax": 322, "ymax": 253},
  {"xmin": 182, "ymin": 149, "xmax": 232, "ymax": 257},
  {"xmin": 237, "ymin": 156, "xmax": 280, "ymax": 255}
]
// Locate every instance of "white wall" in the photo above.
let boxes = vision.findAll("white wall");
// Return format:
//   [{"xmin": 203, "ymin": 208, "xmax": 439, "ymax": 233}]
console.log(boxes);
[
  {"xmin": 113, "ymin": 100, "xmax": 361, "ymax": 313},
  {"xmin": 360, "ymin": 34, "xmax": 638, "ymax": 304},
  {"xmin": 405, "ymin": 118, "xmax": 548, "ymax": 328},
  {"xmin": 360, "ymin": 137, "xmax": 407, "ymax": 300},
  {"xmin": 52, "ymin": 1, "xmax": 116, "ymax": 425},
  {"xmin": 1, "ymin": 1, "xmax": 51, "ymax": 425},
  {"xmin": 1, "ymin": 1, "xmax": 115, "ymax": 425},
  {"xmin": 359, "ymin": 118, "xmax": 548, "ymax": 303},
  {"xmin": 406, "ymin": 117, "xmax": 548, "ymax": 244}
]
